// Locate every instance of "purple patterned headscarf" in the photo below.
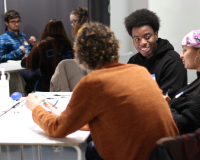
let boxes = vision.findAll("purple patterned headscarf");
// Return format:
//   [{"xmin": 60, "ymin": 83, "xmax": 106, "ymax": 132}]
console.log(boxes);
[{"xmin": 182, "ymin": 29, "xmax": 200, "ymax": 48}]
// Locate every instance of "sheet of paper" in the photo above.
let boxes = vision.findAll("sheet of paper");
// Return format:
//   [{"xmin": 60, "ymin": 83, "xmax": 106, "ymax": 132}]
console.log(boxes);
[
  {"xmin": 34, "ymin": 92, "xmax": 72, "ymax": 112},
  {"xmin": 7, "ymin": 60, "xmax": 21, "ymax": 63},
  {"xmin": 0, "ymin": 98, "xmax": 19, "ymax": 112}
]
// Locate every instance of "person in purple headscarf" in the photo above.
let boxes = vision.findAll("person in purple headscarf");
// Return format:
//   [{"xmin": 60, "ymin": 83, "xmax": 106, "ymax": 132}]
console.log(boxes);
[{"xmin": 164, "ymin": 29, "xmax": 200, "ymax": 135}]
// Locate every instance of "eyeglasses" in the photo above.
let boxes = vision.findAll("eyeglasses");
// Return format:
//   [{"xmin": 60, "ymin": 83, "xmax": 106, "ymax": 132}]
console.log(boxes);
[
  {"xmin": 70, "ymin": 20, "xmax": 77, "ymax": 25},
  {"xmin": 9, "ymin": 20, "xmax": 21, "ymax": 24}
]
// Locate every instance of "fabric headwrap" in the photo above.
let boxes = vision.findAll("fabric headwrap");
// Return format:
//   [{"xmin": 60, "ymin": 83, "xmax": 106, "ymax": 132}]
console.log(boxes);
[{"xmin": 182, "ymin": 29, "xmax": 200, "ymax": 48}]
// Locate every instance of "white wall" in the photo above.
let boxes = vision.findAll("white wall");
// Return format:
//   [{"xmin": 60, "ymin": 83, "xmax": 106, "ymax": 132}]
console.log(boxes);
[
  {"xmin": 110, "ymin": 0, "xmax": 148, "ymax": 63},
  {"xmin": 110, "ymin": 0, "xmax": 132, "ymax": 55},
  {"xmin": 111, "ymin": 0, "xmax": 200, "ymax": 83}
]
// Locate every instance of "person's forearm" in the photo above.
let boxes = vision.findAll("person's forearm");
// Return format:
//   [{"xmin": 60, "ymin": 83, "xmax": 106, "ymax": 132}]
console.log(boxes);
[{"xmin": 0, "ymin": 49, "xmax": 24, "ymax": 62}]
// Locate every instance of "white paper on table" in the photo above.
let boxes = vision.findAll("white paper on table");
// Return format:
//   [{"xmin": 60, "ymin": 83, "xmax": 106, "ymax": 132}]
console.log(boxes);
[
  {"xmin": 7, "ymin": 60, "xmax": 21, "ymax": 63},
  {"xmin": 33, "ymin": 92, "xmax": 72, "ymax": 112},
  {"xmin": 0, "ymin": 98, "xmax": 20, "ymax": 112}
]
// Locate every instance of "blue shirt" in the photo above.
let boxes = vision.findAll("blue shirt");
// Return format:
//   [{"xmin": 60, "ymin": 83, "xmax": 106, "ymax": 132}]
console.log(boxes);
[{"xmin": 0, "ymin": 31, "xmax": 33, "ymax": 63}]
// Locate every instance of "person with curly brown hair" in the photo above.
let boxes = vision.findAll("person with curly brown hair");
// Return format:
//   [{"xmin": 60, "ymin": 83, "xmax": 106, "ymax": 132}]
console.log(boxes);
[
  {"xmin": 70, "ymin": 7, "xmax": 88, "ymax": 37},
  {"xmin": 25, "ymin": 22, "xmax": 178, "ymax": 160},
  {"xmin": 125, "ymin": 9, "xmax": 187, "ymax": 99}
]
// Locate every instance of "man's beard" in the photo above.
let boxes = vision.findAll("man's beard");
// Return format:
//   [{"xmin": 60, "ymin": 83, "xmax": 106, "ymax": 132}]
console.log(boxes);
[{"xmin": 8, "ymin": 27, "xmax": 19, "ymax": 33}]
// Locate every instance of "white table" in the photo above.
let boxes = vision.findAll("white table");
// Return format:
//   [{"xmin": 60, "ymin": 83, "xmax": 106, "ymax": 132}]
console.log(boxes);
[
  {"xmin": 0, "ymin": 92, "xmax": 90, "ymax": 160},
  {"xmin": 0, "ymin": 61, "xmax": 25, "ymax": 72}
]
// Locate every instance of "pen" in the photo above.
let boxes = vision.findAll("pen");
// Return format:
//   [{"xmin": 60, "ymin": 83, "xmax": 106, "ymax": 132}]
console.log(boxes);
[
  {"xmin": 37, "ymin": 94, "xmax": 47, "ymax": 104},
  {"xmin": 53, "ymin": 94, "xmax": 70, "ymax": 96},
  {"xmin": 52, "ymin": 100, "xmax": 59, "ymax": 107},
  {"xmin": 37, "ymin": 94, "xmax": 45, "ymax": 99},
  {"xmin": 12, "ymin": 98, "xmax": 26, "ymax": 108},
  {"xmin": 46, "ymin": 97, "xmax": 66, "ymax": 99},
  {"xmin": 165, "ymin": 89, "xmax": 170, "ymax": 96}
]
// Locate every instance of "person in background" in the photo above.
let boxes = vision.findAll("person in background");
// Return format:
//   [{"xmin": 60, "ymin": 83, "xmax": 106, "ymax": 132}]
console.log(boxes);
[
  {"xmin": 124, "ymin": 9, "xmax": 187, "ymax": 99},
  {"xmin": 70, "ymin": 7, "xmax": 88, "ymax": 37},
  {"xmin": 164, "ymin": 29, "xmax": 200, "ymax": 135},
  {"xmin": 21, "ymin": 19, "xmax": 73, "ymax": 93},
  {"xmin": 0, "ymin": 10, "xmax": 36, "ymax": 63},
  {"xmin": 26, "ymin": 22, "xmax": 178, "ymax": 160}
]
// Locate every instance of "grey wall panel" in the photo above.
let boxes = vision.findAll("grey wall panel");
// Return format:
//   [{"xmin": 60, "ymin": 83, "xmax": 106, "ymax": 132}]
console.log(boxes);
[
  {"xmin": 88, "ymin": 0, "xmax": 110, "ymax": 26},
  {"xmin": 0, "ymin": 0, "xmax": 5, "ymax": 34},
  {"xmin": 0, "ymin": 0, "xmax": 88, "ymax": 41}
]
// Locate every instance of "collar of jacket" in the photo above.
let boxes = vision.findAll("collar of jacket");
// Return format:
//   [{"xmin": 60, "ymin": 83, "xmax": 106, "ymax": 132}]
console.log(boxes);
[{"xmin": 6, "ymin": 30, "xmax": 20, "ymax": 37}]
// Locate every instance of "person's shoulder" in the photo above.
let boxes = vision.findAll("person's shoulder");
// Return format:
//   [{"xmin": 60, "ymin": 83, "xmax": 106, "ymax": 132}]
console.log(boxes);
[
  {"xmin": 165, "ymin": 50, "xmax": 182, "ymax": 60},
  {"xmin": 127, "ymin": 53, "xmax": 140, "ymax": 63},
  {"xmin": 0, "ymin": 32, "xmax": 9, "ymax": 40},
  {"xmin": 19, "ymin": 32, "xmax": 26, "ymax": 37},
  {"xmin": 127, "ymin": 63, "xmax": 148, "ymax": 71},
  {"xmin": 158, "ymin": 38, "xmax": 181, "ymax": 59}
]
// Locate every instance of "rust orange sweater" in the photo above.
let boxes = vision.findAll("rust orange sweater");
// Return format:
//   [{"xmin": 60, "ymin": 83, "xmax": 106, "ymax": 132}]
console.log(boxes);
[{"xmin": 32, "ymin": 62, "xmax": 179, "ymax": 160}]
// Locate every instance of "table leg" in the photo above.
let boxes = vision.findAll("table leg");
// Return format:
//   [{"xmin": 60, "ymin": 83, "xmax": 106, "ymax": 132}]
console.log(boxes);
[
  {"xmin": 20, "ymin": 145, "xmax": 24, "ymax": 160},
  {"xmin": 38, "ymin": 145, "xmax": 42, "ymax": 160},
  {"xmin": 72, "ymin": 146, "xmax": 82, "ymax": 160}
]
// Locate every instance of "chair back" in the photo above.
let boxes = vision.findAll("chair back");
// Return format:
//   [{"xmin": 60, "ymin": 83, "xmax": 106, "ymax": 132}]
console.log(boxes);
[
  {"xmin": 50, "ymin": 59, "xmax": 87, "ymax": 92},
  {"xmin": 148, "ymin": 129, "xmax": 200, "ymax": 160}
]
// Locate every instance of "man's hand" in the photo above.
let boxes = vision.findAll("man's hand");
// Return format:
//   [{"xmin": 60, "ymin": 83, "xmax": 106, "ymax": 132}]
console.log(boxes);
[
  {"xmin": 26, "ymin": 94, "xmax": 45, "ymax": 111},
  {"xmin": 22, "ymin": 53, "xmax": 28, "ymax": 60},
  {"xmin": 19, "ymin": 46, "xmax": 25, "ymax": 53},
  {"xmin": 29, "ymin": 36, "xmax": 36, "ymax": 45},
  {"xmin": 163, "ymin": 95, "xmax": 171, "ymax": 104},
  {"xmin": 43, "ymin": 102, "xmax": 62, "ymax": 117}
]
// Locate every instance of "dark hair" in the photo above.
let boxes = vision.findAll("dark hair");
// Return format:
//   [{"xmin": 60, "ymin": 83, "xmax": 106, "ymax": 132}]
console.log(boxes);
[
  {"xmin": 4, "ymin": 10, "xmax": 21, "ymax": 23},
  {"xmin": 38, "ymin": 19, "xmax": 72, "ymax": 46},
  {"xmin": 124, "ymin": 8, "xmax": 160, "ymax": 37},
  {"xmin": 70, "ymin": 7, "xmax": 88, "ymax": 36},
  {"xmin": 27, "ymin": 19, "xmax": 73, "ymax": 70},
  {"xmin": 74, "ymin": 22, "xmax": 119, "ymax": 70}
]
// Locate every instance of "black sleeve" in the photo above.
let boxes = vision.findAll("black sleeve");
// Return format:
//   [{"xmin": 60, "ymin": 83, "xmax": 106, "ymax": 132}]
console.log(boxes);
[
  {"xmin": 159, "ymin": 60, "xmax": 187, "ymax": 99},
  {"xmin": 21, "ymin": 57, "xmax": 27, "ymax": 68},
  {"xmin": 171, "ymin": 101, "xmax": 200, "ymax": 135}
]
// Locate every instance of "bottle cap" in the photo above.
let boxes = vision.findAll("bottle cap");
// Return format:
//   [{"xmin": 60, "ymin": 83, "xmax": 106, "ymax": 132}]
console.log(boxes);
[
  {"xmin": 0, "ymin": 68, "xmax": 6, "ymax": 80},
  {"xmin": 11, "ymin": 92, "xmax": 22, "ymax": 101}
]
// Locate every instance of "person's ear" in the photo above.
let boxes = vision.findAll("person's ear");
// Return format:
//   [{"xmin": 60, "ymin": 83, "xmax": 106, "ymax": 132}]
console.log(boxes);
[
  {"xmin": 155, "ymin": 31, "xmax": 158, "ymax": 41},
  {"xmin": 5, "ymin": 22, "xmax": 8, "ymax": 26},
  {"xmin": 197, "ymin": 48, "xmax": 200, "ymax": 56}
]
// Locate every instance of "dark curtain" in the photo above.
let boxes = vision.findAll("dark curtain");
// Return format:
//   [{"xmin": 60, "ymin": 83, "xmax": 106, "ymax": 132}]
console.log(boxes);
[
  {"xmin": 0, "ymin": 0, "xmax": 88, "ymax": 41},
  {"xmin": 88, "ymin": 0, "xmax": 110, "ymax": 26}
]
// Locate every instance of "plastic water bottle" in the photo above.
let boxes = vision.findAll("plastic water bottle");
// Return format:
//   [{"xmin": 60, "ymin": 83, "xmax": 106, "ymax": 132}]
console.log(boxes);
[{"xmin": 0, "ymin": 68, "xmax": 10, "ymax": 104}]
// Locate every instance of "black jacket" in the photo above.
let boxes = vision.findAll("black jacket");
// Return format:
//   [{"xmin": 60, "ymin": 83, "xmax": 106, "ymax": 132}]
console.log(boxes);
[
  {"xmin": 170, "ymin": 72, "xmax": 200, "ymax": 135},
  {"xmin": 128, "ymin": 38, "xmax": 187, "ymax": 98}
]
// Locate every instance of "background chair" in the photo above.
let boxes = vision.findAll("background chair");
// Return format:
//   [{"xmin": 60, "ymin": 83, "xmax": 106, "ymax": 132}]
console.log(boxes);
[
  {"xmin": 148, "ymin": 129, "xmax": 200, "ymax": 160},
  {"xmin": 50, "ymin": 59, "xmax": 87, "ymax": 92}
]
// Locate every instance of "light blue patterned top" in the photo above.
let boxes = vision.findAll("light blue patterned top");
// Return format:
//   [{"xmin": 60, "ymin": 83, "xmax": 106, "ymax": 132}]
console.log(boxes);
[{"xmin": 0, "ymin": 31, "xmax": 33, "ymax": 63}]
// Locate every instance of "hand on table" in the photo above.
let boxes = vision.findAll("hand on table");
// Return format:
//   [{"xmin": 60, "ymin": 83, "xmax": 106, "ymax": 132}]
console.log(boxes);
[
  {"xmin": 29, "ymin": 36, "xmax": 36, "ymax": 45},
  {"xmin": 163, "ymin": 95, "xmax": 171, "ymax": 104},
  {"xmin": 26, "ymin": 93, "xmax": 45, "ymax": 111},
  {"xmin": 43, "ymin": 102, "xmax": 62, "ymax": 117}
]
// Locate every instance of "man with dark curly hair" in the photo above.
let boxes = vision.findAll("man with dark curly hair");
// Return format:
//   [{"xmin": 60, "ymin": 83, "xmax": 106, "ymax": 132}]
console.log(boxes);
[
  {"xmin": 25, "ymin": 22, "xmax": 178, "ymax": 160},
  {"xmin": 125, "ymin": 9, "xmax": 187, "ymax": 99}
]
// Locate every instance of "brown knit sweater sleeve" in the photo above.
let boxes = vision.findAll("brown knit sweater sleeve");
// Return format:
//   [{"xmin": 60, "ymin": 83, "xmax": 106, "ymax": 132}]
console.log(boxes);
[{"xmin": 32, "ymin": 77, "xmax": 93, "ymax": 138}]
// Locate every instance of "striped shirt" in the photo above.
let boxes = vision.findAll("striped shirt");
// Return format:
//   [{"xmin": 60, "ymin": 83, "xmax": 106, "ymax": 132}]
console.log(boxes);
[{"xmin": 0, "ymin": 31, "xmax": 33, "ymax": 63}]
